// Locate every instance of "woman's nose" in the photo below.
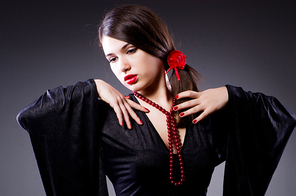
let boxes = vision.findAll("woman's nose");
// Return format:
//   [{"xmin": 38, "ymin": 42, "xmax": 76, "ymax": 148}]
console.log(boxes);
[{"xmin": 119, "ymin": 57, "xmax": 131, "ymax": 72}]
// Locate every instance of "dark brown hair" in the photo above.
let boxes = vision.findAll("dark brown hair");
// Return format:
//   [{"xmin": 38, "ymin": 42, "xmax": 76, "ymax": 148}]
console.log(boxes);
[{"xmin": 98, "ymin": 4, "xmax": 202, "ymax": 127}]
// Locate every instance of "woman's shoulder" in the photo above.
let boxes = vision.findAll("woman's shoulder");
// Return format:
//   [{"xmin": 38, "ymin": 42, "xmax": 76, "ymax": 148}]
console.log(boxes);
[{"xmin": 16, "ymin": 79, "xmax": 103, "ymax": 130}]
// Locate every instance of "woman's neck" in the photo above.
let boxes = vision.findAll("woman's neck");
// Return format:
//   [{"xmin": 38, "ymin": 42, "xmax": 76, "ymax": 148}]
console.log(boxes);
[{"xmin": 137, "ymin": 79, "xmax": 173, "ymax": 111}]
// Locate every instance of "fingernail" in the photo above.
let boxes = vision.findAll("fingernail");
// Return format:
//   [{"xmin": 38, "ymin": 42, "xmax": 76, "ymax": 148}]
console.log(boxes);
[
  {"xmin": 179, "ymin": 112, "xmax": 185, "ymax": 117},
  {"xmin": 140, "ymin": 120, "xmax": 143, "ymax": 124},
  {"xmin": 175, "ymin": 95, "xmax": 179, "ymax": 99},
  {"xmin": 192, "ymin": 119, "xmax": 198, "ymax": 124},
  {"xmin": 125, "ymin": 95, "xmax": 130, "ymax": 99},
  {"xmin": 144, "ymin": 107, "xmax": 150, "ymax": 112},
  {"xmin": 173, "ymin": 106, "xmax": 178, "ymax": 111}
]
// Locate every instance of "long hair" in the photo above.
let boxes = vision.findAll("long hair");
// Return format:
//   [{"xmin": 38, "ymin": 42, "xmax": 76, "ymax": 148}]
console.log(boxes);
[{"xmin": 98, "ymin": 4, "xmax": 202, "ymax": 127}]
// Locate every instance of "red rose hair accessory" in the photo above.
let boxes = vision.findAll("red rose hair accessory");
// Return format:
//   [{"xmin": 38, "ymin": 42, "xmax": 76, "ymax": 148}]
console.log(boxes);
[{"xmin": 166, "ymin": 50, "xmax": 186, "ymax": 81}]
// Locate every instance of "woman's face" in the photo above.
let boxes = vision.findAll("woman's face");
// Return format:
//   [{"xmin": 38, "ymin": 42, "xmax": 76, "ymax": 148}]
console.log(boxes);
[{"xmin": 101, "ymin": 36, "xmax": 165, "ymax": 92}]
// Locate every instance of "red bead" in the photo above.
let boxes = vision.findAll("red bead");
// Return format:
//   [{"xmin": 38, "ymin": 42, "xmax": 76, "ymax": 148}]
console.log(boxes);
[{"xmin": 133, "ymin": 92, "xmax": 185, "ymax": 187}]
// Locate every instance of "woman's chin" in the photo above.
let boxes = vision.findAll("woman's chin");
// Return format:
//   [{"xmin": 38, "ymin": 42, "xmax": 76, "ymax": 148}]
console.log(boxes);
[{"xmin": 123, "ymin": 83, "xmax": 140, "ymax": 92}]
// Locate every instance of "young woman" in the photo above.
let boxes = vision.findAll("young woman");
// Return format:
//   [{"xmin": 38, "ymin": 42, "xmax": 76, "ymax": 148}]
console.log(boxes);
[{"xmin": 17, "ymin": 4, "xmax": 296, "ymax": 196}]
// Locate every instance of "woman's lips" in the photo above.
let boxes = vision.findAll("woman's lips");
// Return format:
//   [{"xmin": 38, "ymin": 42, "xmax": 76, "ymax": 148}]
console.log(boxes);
[{"xmin": 124, "ymin": 74, "xmax": 138, "ymax": 84}]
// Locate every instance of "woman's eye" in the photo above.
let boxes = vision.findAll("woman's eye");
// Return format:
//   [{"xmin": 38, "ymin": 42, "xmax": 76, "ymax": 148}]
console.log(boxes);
[
  {"xmin": 108, "ymin": 57, "xmax": 117, "ymax": 63},
  {"xmin": 127, "ymin": 48, "xmax": 137, "ymax": 54}
]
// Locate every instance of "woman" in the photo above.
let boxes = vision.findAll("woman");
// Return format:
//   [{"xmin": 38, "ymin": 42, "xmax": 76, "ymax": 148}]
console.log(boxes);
[{"xmin": 17, "ymin": 4, "xmax": 296, "ymax": 196}]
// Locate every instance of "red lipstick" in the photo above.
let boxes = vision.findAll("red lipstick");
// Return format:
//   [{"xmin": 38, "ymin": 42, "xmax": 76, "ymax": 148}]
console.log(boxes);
[{"xmin": 124, "ymin": 74, "xmax": 138, "ymax": 84}]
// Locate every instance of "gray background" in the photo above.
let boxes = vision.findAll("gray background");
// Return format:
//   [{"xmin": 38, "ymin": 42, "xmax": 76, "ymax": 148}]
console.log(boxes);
[{"xmin": 1, "ymin": 0, "xmax": 295, "ymax": 195}]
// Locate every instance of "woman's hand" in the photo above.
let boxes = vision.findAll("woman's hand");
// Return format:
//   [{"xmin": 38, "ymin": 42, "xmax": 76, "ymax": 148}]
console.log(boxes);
[
  {"xmin": 95, "ymin": 79, "xmax": 149, "ymax": 129},
  {"xmin": 174, "ymin": 86, "xmax": 228, "ymax": 124}
]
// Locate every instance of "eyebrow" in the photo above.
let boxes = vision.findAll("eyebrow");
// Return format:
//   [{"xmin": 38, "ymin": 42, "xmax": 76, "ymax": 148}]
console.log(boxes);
[{"xmin": 105, "ymin": 43, "xmax": 130, "ymax": 57}]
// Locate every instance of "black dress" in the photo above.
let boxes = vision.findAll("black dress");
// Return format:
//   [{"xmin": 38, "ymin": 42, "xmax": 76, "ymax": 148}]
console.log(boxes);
[{"xmin": 17, "ymin": 79, "xmax": 296, "ymax": 196}]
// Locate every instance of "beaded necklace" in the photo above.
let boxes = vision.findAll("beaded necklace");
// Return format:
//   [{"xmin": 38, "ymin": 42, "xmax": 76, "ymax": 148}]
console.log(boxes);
[{"xmin": 133, "ymin": 91, "xmax": 185, "ymax": 186}]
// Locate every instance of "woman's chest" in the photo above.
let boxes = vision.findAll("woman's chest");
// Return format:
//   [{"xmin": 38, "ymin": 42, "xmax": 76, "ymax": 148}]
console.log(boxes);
[{"xmin": 99, "ymin": 110, "xmax": 219, "ymax": 184}]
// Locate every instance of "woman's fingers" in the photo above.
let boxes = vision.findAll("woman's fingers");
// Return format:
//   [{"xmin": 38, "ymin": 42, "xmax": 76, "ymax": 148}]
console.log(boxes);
[
  {"xmin": 174, "ymin": 87, "xmax": 229, "ymax": 124},
  {"xmin": 114, "ymin": 97, "xmax": 146, "ymax": 129},
  {"xmin": 123, "ymin": 97, "xmax": 150, "ymax": 128},
  {"xmin": 112, "ymin": 104, "xmax": 125, "ymax": 126},
  {"xmin": 192, "ymin": 111, "xmax": 208, "ymax": 124},
  {"xmin": 95, "ymin": 79, "xmax": 147, "ymax": 129},
  {"xmin": 123, "ymin": 101, "xmax": 144, "ymax": 127},
  {"xmin": 176, "ymin": 90, "xmax": 201, "ymax": 99},
  {"xmin": 119, "ymin": 102, "xmax": 134, "ymax": 129},
  {"xmin": 174, "ymin": 98, "xmax": 201, "ymax": 111},
  {"xmin": 177, "ymin": 104, "xmax": 209, "ymax": 124},
  {"xmin": 126, "ymin": 98, "xmax": 149, "ymax": 113},
  {"xmin": 176, "ymin": 99, "xmax": 213, "ymax": 124},
  {"xmin": 112, "ymin": 97, "xmax": 149, "ymax": 129}
]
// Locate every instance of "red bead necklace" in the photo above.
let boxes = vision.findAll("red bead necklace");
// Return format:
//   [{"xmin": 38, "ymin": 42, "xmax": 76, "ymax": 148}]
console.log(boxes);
[{"xmin": 133, "ymin": 92, "xmax": 185, "ymax": 186}]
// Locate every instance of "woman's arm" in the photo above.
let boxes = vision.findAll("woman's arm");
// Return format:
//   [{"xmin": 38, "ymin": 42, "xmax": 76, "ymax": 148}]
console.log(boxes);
[
  {"xmin": 175, "ymin": 85, "xmax": 296, "ymax": 195},
  {"xmin": 16, "ymin": 79, "xmax": 109, "ymax": 196}
]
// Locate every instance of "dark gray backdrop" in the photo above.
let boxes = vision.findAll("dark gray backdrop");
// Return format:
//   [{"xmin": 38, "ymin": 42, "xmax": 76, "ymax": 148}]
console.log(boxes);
[{"xmin": 1, "ymin": 0, "xmax": 295, "ymax": 195}]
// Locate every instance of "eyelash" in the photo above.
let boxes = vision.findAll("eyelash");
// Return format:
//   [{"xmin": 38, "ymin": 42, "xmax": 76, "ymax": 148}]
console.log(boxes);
[
  {"xmin": 109, "ymin": 57, "xmax": 117, "ymax": 63},
  {"xmin": 108, "ymin": 48, "xmax": 137, "ymax": 63},
  {"xmin": 127, "ymin": 48, "xmax": 137, "ymax": 54}
]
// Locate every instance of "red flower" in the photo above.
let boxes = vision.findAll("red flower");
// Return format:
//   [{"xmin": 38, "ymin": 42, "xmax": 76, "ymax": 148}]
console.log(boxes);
[{"xmin": 166, "ymin": 50, "xmax": 186, "ymax": 80}]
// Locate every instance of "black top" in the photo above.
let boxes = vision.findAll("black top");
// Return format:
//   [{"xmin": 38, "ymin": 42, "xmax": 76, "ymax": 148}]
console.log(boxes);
[{"xmin": 17, "ymin": 79, "xmax": 296, "ymax": 196}]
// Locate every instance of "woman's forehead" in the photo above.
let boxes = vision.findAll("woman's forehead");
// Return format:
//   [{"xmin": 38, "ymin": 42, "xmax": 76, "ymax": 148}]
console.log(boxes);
[{"xmin": 101, "ymin": 36, "xmax": 130, "ymax": 55}]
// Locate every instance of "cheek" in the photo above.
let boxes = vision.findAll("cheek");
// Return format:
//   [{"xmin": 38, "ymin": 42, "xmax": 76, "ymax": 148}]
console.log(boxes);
[{"xmin": 145, "ymin": 57, "xmax": 164, "ymax": 74}]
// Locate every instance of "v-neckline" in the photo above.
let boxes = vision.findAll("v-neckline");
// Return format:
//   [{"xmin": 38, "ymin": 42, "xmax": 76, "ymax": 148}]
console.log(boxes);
[{"xmin": 131, "ymin": 94, "xmax": 188, "ymax": 154}]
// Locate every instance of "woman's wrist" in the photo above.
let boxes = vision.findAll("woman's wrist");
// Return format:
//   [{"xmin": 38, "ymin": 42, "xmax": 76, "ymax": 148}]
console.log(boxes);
[{"xmin": 94, "ymin": 79, "xmax": 104, "ymax": 97}]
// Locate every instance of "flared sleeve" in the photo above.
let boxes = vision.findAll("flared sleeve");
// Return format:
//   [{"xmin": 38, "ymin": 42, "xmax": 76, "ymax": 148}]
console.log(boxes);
[
  {"xmin": 222, "ymin": 85, "xmax": 296, "ymax": 196},
  {"xmin": 16, "ymin": 79, "xmax": 108, "ymax": 196}
]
